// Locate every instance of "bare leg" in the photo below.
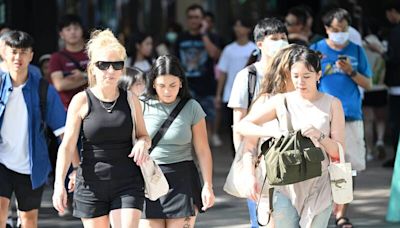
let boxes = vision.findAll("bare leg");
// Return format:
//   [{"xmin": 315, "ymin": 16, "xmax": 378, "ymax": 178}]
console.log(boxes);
[
  {"xmin": 19, "ymin": 209, "xmax": 39, "ymax": 228},
  {"xmin": 110, "ymin": 208, "xmax": 141, "ymax": 228},
  {"xmin": 81, "ymin": 215, "xmax": 110, "ymax": 228},
  {"xmin": 0, "ymin": 197, "xmax": 11, "ymax": 228},
  {"xmin": 139, "ymin": 218, "xmax": 166, "ymax": 228}
]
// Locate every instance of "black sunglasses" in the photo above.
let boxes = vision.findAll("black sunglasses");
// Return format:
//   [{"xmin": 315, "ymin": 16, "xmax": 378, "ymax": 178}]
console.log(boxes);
[{"xmin": 95, "ymin": 61, "xmax": 124, "ymax": 71}]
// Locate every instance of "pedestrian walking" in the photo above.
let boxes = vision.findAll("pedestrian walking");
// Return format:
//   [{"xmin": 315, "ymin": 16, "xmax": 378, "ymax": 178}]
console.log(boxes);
[
  {"xmin": 139, "ymin": 55, "xmax": 214, "ymax": 228},
  {"xmin": 52, "ymin": 29, "xmax": 151, "ymax": 228},
  {"xmin": 236, "ymin": 46, "xmax": 345, "ymax": 228}
]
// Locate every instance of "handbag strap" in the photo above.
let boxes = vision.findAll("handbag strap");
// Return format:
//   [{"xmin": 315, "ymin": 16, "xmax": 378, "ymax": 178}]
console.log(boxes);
[
  {"xmin": 283, "ymin": 96, "xmax": 294, "ymax": 132},
  {"xmin": 330, "ymin": 142, "xmax": 345, "ymax": 164},
  {"xmin": 149, "ymin": 98, "xmax": 189, "ymax": 153}
]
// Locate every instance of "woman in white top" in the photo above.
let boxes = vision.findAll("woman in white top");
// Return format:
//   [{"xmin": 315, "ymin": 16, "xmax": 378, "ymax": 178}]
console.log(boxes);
[
  {"xmin": 127, "ymin": 32, "xmax": 153, "ymax": 73},
  {"xmin": 236, "ymin": 46, "xmax": 345, "ymax": 227}
]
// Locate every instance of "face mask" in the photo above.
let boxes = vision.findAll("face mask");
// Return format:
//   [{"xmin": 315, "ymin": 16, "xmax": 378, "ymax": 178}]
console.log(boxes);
[
  {"xmin": 166, "ymin": 32, "xmax": 177, "ymax": 43},
  {"xmin": 265, "ymin": 39, "xmax": 289, "ymax": 57},
  {"xmin": 329, "ymin": 32, "xmax": 349, "ymax": 45}
]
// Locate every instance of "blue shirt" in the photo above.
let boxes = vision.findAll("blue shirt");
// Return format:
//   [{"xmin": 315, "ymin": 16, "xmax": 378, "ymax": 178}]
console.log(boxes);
[
  {"xmin": 0, "ymin": 70, "xmax": 66, "ymax": 189},
  {"xmin": 310, "ymin": 40, "xmax": 372, "ymax": 120}
]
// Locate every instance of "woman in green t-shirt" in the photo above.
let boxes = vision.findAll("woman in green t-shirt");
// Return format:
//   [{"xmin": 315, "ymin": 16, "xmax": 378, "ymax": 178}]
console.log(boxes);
[{"xmin": 122, "ymin": 55, "xmax": 215, "ymax": 228}]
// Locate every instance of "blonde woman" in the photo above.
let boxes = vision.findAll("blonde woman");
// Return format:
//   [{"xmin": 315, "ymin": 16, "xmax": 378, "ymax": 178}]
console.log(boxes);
[{"xmin": 52, "ymin": 29, "xmax": 151, "ymax": 228}]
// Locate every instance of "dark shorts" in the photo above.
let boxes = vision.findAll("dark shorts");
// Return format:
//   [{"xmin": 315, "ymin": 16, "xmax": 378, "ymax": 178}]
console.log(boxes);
[
  {"xmin": 363, "ymin": 89, "xmax": 388, "ymax": 107},
  {"xmin": 0, "ymin": 163, "xmax": 44, "ymax": 211},
  {"xmin": 73, "ymin": 175, "xmax": 145, "ymax": 218},
  {"xmin": 142, "ymin": 161, "xmax": 203, "ymax": 219}
]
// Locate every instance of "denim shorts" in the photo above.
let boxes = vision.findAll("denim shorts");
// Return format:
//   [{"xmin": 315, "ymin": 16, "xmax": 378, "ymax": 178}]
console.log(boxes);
[{"xmin": 273, "ymin": 191, "xmax": 333, "ymax": 228}]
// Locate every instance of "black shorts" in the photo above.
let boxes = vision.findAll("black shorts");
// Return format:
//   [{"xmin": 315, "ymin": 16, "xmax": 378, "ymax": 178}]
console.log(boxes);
[
  {"xmin": 142, "ymin": 161, "xmax": 204, "ymax": 219},
  {"xmin": 0, "ymin": 163, "xmax": 44, "ymax": 211},
  {"xmin": 73, "ymin": 175, "xmax": 145, "ymax": 218},
  {"xmin": 363, "ymin": 89, "xmax": 388, "ymax": 107}
]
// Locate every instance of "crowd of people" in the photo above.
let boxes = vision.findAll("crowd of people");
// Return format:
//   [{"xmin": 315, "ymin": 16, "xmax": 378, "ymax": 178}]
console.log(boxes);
[{"xmin": 0, "ymin": 1, "xmax": 400, "ymax": 228}]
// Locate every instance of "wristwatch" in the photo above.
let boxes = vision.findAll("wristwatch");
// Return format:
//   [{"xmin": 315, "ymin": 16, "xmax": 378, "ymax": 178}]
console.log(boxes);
[
  {"xmin": 317, "ymin": 132, "xmax": 326, "ymax": 142},
  {"xmin": 349, "ymin": 70, "xmax": 357, "ymax": 78}
]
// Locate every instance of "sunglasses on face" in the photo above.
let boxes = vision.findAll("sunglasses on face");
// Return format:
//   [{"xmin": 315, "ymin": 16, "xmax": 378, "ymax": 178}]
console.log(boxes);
[{"xmin": 95, "ymin": 61, "xmax": 124, "ymax": 71}]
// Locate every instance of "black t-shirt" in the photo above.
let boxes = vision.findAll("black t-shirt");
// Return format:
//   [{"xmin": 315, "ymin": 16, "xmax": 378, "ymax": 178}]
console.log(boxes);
[{"xmin": 176, "ymin": 32, "xmax": 220, "ymax": 96}]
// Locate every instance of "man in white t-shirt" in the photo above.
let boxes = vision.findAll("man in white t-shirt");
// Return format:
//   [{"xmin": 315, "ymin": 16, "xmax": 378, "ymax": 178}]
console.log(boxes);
[
  {"xmin": 227, "ymin": 17, "xmax": 289, "ymax": 228},
  {"xmin": 215, "ymin": 17, "xmax": 256, "ymax": 144}
]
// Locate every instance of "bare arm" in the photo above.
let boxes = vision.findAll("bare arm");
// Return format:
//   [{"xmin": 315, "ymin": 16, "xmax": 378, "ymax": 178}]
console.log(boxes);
[
  {"xmin": 54, "ymin": 92, "xmax": 86, "ymax": 186},
  {"xmin": 319, "ymin": 98, "xmax": 345, "ymax": 160},
  {"xmin": 131, "ymin": 93, "xmax": 151, "ymax": 148},
  {"xmin": 202, "ymin": 34, "xmax": 221, "ymax": 60},
  {"xmin": 232, "ymin": 108, "xmax": 247, "ymax": 151},
  {"xmin": 215, "ymin": 71, "xmax": 227, "ymax": 105},
  {"xmin": 192, "ymin": 118, "xmax": 215, "ymax": 210},
  {"xmin": 235, "ymin": 95, "xmax": 279, "ymax": 137},
  {"xmin": 51, "ymin": 70, "xmax": 87, "ymax": 91},
  {"xmin": 336, "ymin": 60, "xmax": 372, "ymax": 90}
]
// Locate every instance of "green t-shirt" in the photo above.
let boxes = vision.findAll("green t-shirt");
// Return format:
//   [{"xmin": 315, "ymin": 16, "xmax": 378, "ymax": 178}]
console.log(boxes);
[{"xmin": 142, "ymin": 98, "xmax": 206, "ymax": 164}]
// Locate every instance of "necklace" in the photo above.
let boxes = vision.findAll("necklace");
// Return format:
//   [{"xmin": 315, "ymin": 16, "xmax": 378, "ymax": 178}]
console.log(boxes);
[{"xmin": 99, "ymin": 99, "xmax": 118, "ymax": 113}]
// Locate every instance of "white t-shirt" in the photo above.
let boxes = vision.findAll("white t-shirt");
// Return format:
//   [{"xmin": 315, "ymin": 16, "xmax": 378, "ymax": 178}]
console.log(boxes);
[
  {"xmin": 349, "ymin": 26, "xmax": 362, "ymax": 46},
  {"xmin": 217, "ymin": 41, "xmax": 257, "ymax": 102},
  {"xmin": 227, "ymin": 61, "xmax": 265, "ymax": 109},
  {"xmin": 0, "ymin": 84, "xmax": 30, "ymax": 174}
]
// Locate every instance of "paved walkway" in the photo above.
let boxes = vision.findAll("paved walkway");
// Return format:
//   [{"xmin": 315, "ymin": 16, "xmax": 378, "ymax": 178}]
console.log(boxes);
[{"xmin": 9, "ymin": 136, "xmax": 398, "ymax": 227}]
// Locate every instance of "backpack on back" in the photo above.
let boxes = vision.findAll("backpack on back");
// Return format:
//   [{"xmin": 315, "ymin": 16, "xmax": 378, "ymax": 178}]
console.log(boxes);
[{"xmin": 247, "ymin": 64, "xmax": 257, "ymax": 108}]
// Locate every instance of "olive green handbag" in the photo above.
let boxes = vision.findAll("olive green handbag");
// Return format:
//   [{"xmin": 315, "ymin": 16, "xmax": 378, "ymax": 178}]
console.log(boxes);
[{"xmin": 260, "ymin": 97, "xmax": 325, "ymax": 186}]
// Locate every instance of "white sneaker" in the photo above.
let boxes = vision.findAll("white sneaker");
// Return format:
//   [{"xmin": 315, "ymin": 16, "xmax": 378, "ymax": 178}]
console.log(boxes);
[
  {"xmin": 6, "ymin": 217, "xmax": 13, "ymax": 228},
  {"xmin": 211, "ymin": 134, "xmax": 222, "ymax": 147}
]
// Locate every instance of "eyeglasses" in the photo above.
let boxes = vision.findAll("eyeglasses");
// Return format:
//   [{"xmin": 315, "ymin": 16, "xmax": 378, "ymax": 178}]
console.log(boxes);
[{"xmin": 95, "ymin": 61, "xmax": 124, "ymax": 71}]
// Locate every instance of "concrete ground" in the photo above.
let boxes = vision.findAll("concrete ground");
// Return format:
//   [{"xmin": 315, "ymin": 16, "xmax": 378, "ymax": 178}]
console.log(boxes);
[{"xmin": 8, "ymin": 135, "xmax": 399, "ymax": 227}]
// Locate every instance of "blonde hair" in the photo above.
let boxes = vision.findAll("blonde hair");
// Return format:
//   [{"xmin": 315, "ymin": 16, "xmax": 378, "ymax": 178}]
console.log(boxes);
[{"xmin": 86, "ymin": 29, "xmax": 127, "ymax": 87}]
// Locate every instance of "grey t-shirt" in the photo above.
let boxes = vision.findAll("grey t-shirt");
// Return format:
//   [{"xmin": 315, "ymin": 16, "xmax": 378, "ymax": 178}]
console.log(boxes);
[{"xmin": 142, "ymin": 98, "xmax": 206, "ymax": 164}]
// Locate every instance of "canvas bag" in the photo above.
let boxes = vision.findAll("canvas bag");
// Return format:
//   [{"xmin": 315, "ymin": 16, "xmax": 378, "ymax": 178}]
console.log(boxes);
[
  {"xmin": 328, "ymin": 142, "xmax": 353, "ymax": 204},
  {"xmin": 260, "ymin": 97, "xmax": 325, "ymax": 186},
  {"xmin": 127, "ymin": 92, "xmax": 172, "ymax": 201},
  {"xmin": 223, "ymin": 141, "xmax": 267, "ymax": 198}
]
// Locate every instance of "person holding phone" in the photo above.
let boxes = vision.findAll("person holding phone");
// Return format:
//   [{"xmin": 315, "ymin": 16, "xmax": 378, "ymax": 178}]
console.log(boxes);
[
  {"xmin": 310, "ymin": 8, "xmax": 372, "ymax": 228},
  {"xmin": 175, "ymin": 4, "xmax": 223, "ymax": 147}
]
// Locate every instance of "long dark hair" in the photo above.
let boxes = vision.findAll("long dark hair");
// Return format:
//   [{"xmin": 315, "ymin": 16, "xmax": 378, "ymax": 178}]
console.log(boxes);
[
  {"xmin": 129, "ymin": 32, "xmax": 152, "ymax": 67},
  {"xmin": 145, "ymin": 55, "xmax": 191, "ymax": 100}
]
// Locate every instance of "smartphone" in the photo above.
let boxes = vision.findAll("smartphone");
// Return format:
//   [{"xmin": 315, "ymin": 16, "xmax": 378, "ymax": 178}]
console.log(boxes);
[{"xmin": 338, "ymin": 55, "xmax": 347, "ymax": 61}]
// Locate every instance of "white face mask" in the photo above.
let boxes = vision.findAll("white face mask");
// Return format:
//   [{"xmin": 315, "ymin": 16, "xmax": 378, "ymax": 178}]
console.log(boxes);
[
  {"xmin": 329, "ymin": 31, "xmax": 349, "ymax": 45},
  {"xmin": 265, "ymin": 39, "xmax": 289, "ymax": 57}
]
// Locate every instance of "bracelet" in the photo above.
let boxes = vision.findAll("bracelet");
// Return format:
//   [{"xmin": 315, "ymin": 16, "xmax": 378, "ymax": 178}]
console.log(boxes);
[{"xmin": 317, "ymin": 132, "xmax": 326, "ymax": 142}]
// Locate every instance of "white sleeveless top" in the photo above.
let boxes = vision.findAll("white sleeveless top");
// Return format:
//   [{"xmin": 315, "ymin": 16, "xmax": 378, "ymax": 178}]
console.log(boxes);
[{"xmin": 274, "ymin": 91, "xmax": 336, "ymax": 228}]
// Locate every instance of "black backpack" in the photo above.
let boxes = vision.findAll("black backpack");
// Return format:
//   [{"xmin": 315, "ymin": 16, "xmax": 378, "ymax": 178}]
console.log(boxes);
[
  {"xmin": 38, "ymin": 79, "xmax": 59, "ymax": 171},
  {"xmin": 247, "ymin": 64, "xmax": 257, "ymax": 108}
]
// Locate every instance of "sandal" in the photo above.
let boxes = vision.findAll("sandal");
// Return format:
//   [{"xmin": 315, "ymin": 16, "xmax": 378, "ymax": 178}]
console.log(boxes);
[{"xmin": 335, "ymin": 217, "xmax": 353, "ymax": 228}]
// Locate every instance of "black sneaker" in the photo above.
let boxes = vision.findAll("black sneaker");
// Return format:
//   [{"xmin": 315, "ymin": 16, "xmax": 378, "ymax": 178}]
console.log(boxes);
[{"xmin": 375, "ymin": 144, "xmax": 386, "ymax": 160}]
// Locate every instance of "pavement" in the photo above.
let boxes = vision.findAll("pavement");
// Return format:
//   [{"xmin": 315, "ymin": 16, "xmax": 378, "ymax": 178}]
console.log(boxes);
[{"xmin": 8, "ymin": 134, "xmax": 400, "ymax": 227}]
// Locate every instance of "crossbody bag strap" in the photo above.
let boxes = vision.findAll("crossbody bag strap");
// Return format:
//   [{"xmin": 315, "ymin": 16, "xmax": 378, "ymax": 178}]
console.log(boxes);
[
  {"xmin": 149, "ymin": 98, "xmax": 189, "ymax": 153},
  {"xmin": 59, "ymin": 51, "xmax": 85, "ymax": 72}
]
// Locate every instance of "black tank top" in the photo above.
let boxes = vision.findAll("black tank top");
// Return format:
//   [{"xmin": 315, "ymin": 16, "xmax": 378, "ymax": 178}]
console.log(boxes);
[{"xmin": 78, "ymin": 89, "xmax": 141, "ymax": 181}]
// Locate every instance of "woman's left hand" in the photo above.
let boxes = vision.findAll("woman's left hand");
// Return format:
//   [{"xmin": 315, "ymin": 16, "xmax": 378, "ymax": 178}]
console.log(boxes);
[
  {"xmin": 301, "ymin": 125, "xmax": 322, "ymax": 140},
  {"xmin": 67, "ymin": 170, "xmax": 77, "ymax": 193},
  {"xmin": 201, "ymin": 185, "xmax": 215, "ymax": 211},
  {"xmin": 128, "ymin": 140, "xmax": 149, "ymax": 166}
]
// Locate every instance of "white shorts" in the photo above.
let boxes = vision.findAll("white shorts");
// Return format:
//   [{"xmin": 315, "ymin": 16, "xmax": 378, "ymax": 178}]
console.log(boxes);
[{"xmin": 344, "ymin": 120, "xmax": 366, "ymax": 171}]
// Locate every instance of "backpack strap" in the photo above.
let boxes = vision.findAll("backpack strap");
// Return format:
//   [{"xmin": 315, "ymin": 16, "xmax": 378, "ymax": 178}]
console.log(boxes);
[
  {"xmin": 39, "ymin": 78, "xmax": 49, "ymax": 126},
  {"xmin": 247, "ymin": 64, "xmax": 257, "ymax": 108}
]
